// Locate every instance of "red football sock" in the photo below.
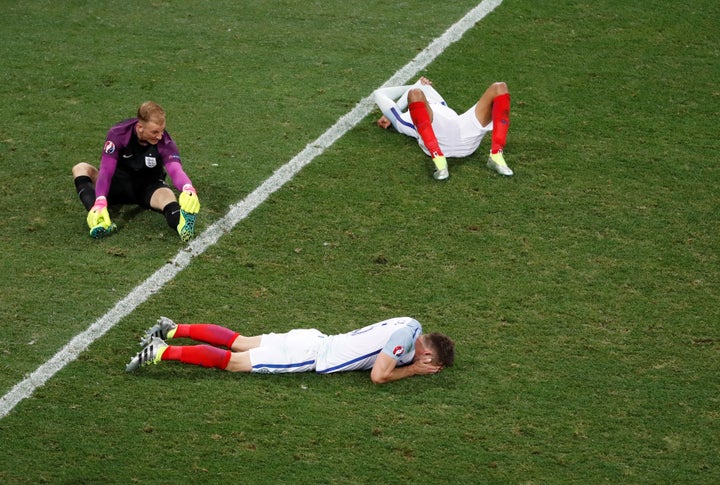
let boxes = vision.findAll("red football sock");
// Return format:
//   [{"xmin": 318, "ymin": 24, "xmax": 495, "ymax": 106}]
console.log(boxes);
[
  {"xmin": 162, "ymin": 344, "xmax": 232, "ymax": 369},
  {"xmin": 173, "ymin": 323, "xmax": 240, "ymax": 348},
  {"xmin": 409, "ymin": 101, "xmax": 444, "ymax": 157},
  {"xmin": 491, "ymin": 93, "xmax": 510, "ymax": 154}
]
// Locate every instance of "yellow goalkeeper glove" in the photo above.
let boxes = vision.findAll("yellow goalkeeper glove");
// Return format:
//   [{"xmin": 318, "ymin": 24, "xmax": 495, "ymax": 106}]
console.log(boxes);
[
  {"xmin": 86, "ymin": 196, "xmax": 116, "ymax": 238},
  {"xmin": 179, "ymin": 184, "xmax": 200, "ymax": 214}
]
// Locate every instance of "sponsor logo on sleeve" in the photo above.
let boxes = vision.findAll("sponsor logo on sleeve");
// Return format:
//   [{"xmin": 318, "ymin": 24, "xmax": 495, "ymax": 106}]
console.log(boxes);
[
  {"xmin": 392, "ymin": 345, "xmax": 405, "ymax": 357},
  {"xmin": 103, "ymin": 141, "xmax": 116, "ymax": 154}
]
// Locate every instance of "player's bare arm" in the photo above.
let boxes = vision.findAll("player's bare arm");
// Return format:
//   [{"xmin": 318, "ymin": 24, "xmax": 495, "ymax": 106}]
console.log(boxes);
[{"xmin": 370, "ymin": 352, "xmax": 442, "ymax": 384}]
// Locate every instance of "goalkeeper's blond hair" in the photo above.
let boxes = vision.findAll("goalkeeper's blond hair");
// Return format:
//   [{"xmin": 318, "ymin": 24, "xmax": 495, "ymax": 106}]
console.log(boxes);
[{"xmin": 137, "ymin": 101, "xmax": 166, "ymax": 124}]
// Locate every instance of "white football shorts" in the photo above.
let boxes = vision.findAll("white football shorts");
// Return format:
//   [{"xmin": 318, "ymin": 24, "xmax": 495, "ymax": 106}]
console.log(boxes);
[
  {"xmin": 249, "ymin": 329, "xmax": 327, "ymax": 373},
  {"xmin": 424, "ymin": 102, "xmax": 493, "ymax": 158}
]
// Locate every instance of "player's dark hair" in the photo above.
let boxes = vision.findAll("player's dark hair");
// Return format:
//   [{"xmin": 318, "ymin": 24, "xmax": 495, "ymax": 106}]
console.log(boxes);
[
  {"xmin": 426, "ymin": 333, "xmax": 455, "ymax": 368},
  {"xmin": 137, "ymin": 101, "xmax": 166, "ymax": 123}
]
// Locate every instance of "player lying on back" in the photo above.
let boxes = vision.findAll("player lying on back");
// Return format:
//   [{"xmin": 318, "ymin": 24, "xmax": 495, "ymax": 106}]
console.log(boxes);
[
  {"xmin": 126, "ymin": 316, "xmax": 455, "ymax": 384},
  {"xmin": 374, "ymin": 77, "xmax": 513, "ymax": 181}
]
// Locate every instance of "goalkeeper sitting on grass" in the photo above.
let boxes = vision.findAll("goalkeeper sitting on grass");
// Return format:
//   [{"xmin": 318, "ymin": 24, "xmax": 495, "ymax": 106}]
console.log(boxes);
[{"xmin": 71, "ymin": 101, "xmax": 200, "ymax": 241}]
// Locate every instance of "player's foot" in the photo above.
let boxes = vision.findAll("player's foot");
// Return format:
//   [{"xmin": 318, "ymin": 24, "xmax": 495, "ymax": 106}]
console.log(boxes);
[
  {"xmin": 140, "ymin": 316, "xmax": 178, "ymax": 347},
  {"xmin": 177, "ymin": 209, "xmax": 196, "ymax": 242},
  {"xmin": 487, "ymin": 150, "xmax": 514, "ymax": 176},
  {"xmin": 433, "ymin": 168, "xmax": 449, "ymax": 181},
  {"xmin": 126, "ymin": 337, "xmax": 168, "ymax": 372},
  {"xmin": 431, "ymin": 154, "xmax": 449, "ymax": 181},
  {"xmin": 89, "ymin": 221, "xmax": 117, "ymax": 239}
]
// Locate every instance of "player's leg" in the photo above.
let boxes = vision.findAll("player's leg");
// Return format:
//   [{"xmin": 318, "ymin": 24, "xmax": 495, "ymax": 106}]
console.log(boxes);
[
  {"xmin": 224, "ymin": 351, "xmax": 253, "ymax": 372},
  {"xmin": 150, "ymin": 335, "xmax": 316, "ymax": 373},
  {"xmin": 148, "ymin": 184, "xmax": 195, "ymax": 240},
  {"xmin": 162, "ymin": 343, "xmax": 232, "ymax": 369},
  {"xmin": 125, "ymin": 336, "xmax": 240, "ymax": 372},
  {"xmin": 475, "ymin": 82, "xmax": 513, "ymax": 176},
  {"xmin": 473, "ymin": 81, "xmax": 509, "ymax": 126},
  {"xmin": 174, "ymin": 323, "xmax": 259, "ymax": 351},
  {"xmin": 130, "ymin": 317, "xmax": 251, "ymax": 372},
  {"xmin": 72, "ymin": 163, "xmax": 98, "ymax": 210},
  {"xmin": 230, "ymin": 335, "xmax": 263, "ymax": 352},
  {"xmin": 142, "ymin": 334, "xmax": 291, "ymax": 374},
  {"xmin": 149, "ymin": 184, "xmax": 178, "ymax": 225},
  {"xmin": 407, "ymin": 88, "xmax": 448, "ymax": 180},
  {"xmin": 126, "ymin": 330, "xmax": 315, "ymax": 373},
  {"xmin": 74, "ymin": 163, "xmax": 120, "ymax": 237},
  {"xmin": 141, "ymin": 317, "xmax": 248, "ymax": 349}
]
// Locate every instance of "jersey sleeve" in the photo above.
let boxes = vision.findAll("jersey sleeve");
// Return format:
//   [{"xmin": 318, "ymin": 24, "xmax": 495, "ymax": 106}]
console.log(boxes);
[
  {"xmin": 165, "ymin": 159, "xmax": 192, "ymax": 191},
  {"xmin": 158, "ymin": 132, "xmax": 191, "ymax": 191},
  {"xmin": 418, "ymin": 84, "xmax": 447, "ymax": 105},
  {"xmin": 95, "ymin": 140, "xmax": 119, "ymax": 198},
  {"xmin": 380, "ymin": 324, "xmax": 418, "ymax": 362}
]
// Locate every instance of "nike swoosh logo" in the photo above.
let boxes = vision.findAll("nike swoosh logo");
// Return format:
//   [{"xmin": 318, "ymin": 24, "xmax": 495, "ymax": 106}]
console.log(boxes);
[{"xmin": 122, "ymin": 154, "xmax": 133, "ymax": 158}]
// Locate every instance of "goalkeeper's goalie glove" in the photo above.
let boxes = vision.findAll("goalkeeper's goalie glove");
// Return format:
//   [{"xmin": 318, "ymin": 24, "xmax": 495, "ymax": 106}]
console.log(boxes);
[
  {"xmin": 179, "ymin": 184, "xmax": 200, "ymax": 214},
  {"xmin": 86, "ymin": 196, "xmax": 116, "ymax": 238}
]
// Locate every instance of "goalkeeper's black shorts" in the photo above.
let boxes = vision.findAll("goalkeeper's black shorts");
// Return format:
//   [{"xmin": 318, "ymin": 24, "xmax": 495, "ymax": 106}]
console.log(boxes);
[{"xmin": 107, "ymin": 170, "xmax": 170, "ymax": 209}]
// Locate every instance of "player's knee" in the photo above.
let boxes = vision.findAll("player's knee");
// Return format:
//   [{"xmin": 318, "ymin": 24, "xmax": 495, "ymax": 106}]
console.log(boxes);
[
  {"xmin": 72, "ymin": 162, "xmax": 95, "ymax": 178},
  {"xmin": 407, "ymin": 88, "xmax": 426, "ymax": 103},
  {"xmin": 492, "ymin": 81, "xmax": 509, "ymax": 95}
]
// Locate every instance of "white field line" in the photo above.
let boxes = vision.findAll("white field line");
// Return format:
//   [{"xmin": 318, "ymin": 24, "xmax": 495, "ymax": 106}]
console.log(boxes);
[{"xmin": 0, "ymin": 0, "xmax": 503, "ymax": 419}]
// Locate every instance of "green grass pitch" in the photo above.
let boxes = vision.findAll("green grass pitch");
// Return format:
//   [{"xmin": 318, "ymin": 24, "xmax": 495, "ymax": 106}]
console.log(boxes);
[{"xmin": 0, "ymin": 0, "xmax": 718, "ymax": 483}]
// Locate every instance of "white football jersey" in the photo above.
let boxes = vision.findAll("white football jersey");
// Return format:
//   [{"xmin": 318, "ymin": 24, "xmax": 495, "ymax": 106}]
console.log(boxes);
[{"xmin": 315, "ymin": 317, "xmax": 421, "ymax": 374}]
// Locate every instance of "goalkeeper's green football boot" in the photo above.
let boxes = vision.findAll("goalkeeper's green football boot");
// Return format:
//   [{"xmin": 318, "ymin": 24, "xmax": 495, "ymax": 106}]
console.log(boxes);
[
  {"xmin": 140, "ymin": 317, "xmax": 178, "ymax": 347},
  {"xmin": 125, "ymin": 337, "xmax": 168, "ymax": 372},
  {"xmin": 89, "ymin": 210, "xmax": 117, "ymax": 239},
  {"xmin": 89, "ymin": 222, "xmax": 117, "ymax": 239},
  {"xmin": 177, "ymin": 209, "xmax": 196, "ymax": 242}
]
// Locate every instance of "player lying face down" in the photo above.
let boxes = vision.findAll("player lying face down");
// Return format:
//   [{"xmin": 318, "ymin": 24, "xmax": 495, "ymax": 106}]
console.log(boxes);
[{"xmin": 127, "ymin": 316, "xmax": 455, "ymax": 384}]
